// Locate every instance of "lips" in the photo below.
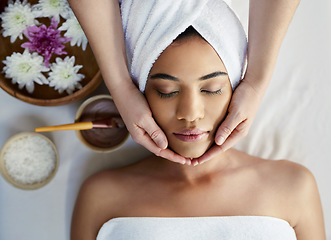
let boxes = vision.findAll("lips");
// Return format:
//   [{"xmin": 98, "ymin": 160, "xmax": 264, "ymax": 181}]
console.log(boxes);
[{"xmin": 173, "ymin": 129, "xmax": 209, "ymax": 142}]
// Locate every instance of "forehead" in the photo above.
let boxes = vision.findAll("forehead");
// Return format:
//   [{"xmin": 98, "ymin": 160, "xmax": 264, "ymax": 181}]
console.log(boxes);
[{"xmin": 150, "ymin": 37, "xmax": 227, "ymax": 78}]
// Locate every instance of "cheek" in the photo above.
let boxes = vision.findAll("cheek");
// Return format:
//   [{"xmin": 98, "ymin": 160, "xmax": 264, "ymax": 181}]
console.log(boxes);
[
  {"xmin": 146, "ymin": 95, "xmax": 174, "ymax": 130},
  {"xmin": 215, "ymin": 99, "xmax": 230, "ymax": 118},
  {"xmin": 152, "ymin": 107, "xmax": 172, "ymax": 127},
  {"xmin": 207, "ymin": 95, "xmax": 231, "ymax": 129}
]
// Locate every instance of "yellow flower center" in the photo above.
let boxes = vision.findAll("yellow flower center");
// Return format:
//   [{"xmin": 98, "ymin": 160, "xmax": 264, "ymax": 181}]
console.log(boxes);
[
  {"xmin": 50, "ymin": 0, "xmax": 61, "ymax": 8},
  {"xmin": 14, "ymin": 13, "xmax": 26, "ymax": 25},
  {"xmin": 60, "ymin": 70, "xmax": 71, "ymax": 79},
  {"xmin": 19, "ymin": 63, "xmax": 32, "ymax": 73}
]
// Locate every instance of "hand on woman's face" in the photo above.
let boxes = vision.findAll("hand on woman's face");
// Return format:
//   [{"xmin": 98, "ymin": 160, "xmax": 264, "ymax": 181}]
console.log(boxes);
[{"xmin": 145, "ymin": 37, "xmax": 232, "ymax": 158}]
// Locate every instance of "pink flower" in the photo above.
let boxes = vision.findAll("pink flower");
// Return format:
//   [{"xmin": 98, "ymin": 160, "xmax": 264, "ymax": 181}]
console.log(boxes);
[{"xmin": 21, "ymin": 18, "xmax": 70, "ymax": 67}]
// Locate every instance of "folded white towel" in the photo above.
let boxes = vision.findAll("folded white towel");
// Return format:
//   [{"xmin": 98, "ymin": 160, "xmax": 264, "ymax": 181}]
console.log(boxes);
[
  {"xmin": 120, "ymin": 0, "xmax": 247, "ymax": 92},
  {"xmin": 97, "ymin": 216, "xmax": 297, "ymax": 240}
]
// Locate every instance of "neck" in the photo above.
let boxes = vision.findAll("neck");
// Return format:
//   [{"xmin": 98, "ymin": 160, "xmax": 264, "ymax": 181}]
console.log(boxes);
[{"xmin": 155, "ymin": 149, "xmax": 235, "ymax": 184}]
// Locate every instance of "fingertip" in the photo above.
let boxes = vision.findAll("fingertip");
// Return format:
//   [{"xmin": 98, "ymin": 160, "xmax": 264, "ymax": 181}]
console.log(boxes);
[
  {"xmin": 180, "ymin": 159, "xmax": 187, "ymax": 165},
  {"xmin": 156, "ymin": 139, "xmax": 168, "ymax": 149},
  {"xmin": 216, "ymin": 136, "xmax": 225, "ymax": 145},
  {"xmin": 159, "ymin": 151, "xmax": 186, "ymax": 165}
]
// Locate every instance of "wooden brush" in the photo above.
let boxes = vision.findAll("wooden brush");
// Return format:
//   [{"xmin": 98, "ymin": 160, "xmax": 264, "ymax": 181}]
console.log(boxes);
[{"xmin": 35, "ymin": 117, "xmax": 125, "ymax": 132}]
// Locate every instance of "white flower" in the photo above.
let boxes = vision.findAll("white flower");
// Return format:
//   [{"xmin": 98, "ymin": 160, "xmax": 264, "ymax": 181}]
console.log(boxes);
[
  {"xmin": 2, "ymin": 50, "xmax": 49, "ymax": 94},
  {"xmin": 48, "ymin": 56, "xmax": 84, "ymax": 94},
  {"xmin": 33, "ymin": 0, "xmax": 72, "ymax": 21},
  {"xmin": 0, "ymin": 0, "xmax": 38, "ymax": 43},
  {"xmin": 59, "ymin": 15, "xmax": 88, "ymax": 51}
]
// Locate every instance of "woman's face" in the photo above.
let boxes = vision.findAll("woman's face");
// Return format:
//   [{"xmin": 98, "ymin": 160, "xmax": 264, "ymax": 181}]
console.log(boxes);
[{"xmin": 145, "ymin": 37, "xmax": 232, "ymax": 158}]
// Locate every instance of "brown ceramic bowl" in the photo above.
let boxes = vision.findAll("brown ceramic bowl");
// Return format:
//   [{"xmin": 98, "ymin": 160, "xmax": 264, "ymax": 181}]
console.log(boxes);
[
  {"xmin": 75, "ymin": 95, "xmax": 129, "ymax": 152},
  {"xmin": 0, "ymin": 0, "xmax": 102, "ymax": 106}
]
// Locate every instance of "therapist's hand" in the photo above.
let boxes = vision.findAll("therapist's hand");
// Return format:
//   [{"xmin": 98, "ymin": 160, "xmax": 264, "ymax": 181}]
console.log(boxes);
[
  {"xmin": 191, "ymin": 79, "xmax": 264, "ymax": 165},
  {"xmin": 111, "ymin": 82, "xmax": 191, "ymax": 165}
]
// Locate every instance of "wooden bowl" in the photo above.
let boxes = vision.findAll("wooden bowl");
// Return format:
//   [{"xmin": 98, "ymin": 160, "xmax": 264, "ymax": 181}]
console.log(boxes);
[
  {"xmin": 0, "ymin": 132, "xmax": 59, "ymax": 190},
  {"xmin": 0, "ymin": 0, "xmax": 102, "ymax": 106}
]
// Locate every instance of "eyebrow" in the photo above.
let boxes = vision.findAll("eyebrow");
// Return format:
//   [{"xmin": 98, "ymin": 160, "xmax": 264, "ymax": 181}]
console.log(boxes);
[
  {"xmin": 149, "ymin": 71, "xmax": 227, "ymax": 82},
  {"xmin": 199, "ymin": 71, "xmax": 228, "ymax": 80},
  {"xmin": 150, "ymin": 73, "xmax": 179, "ymax": 81}
]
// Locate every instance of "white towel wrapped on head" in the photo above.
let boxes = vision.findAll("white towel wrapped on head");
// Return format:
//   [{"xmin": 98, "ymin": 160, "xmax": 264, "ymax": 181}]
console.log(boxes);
[{"xmin": 120, "ymin": 0, "xmax": 247, "ymax": 92}]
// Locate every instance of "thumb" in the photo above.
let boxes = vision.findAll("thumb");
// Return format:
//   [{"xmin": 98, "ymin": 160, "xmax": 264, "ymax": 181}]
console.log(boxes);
[
  {"xmin": 143, "ymin": 118, "xmax": 168, "ymax": 149},
  {"xmin": 215, "ymin": 112, "xmax": 243, "ymax": 145}
]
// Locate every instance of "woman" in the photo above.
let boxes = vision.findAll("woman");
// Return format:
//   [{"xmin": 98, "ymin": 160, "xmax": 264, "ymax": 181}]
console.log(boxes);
[
  {"xmin": 67, "ymin": 0, "xmax": 301, "ymax": 165},
  {"xmin": 71, "ymin": 1, "xmax": 325, "ymax": 238}
]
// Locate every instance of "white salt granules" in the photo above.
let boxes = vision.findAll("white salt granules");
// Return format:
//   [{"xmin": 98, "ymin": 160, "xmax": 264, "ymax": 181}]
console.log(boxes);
[{"xmin": 3, "ymin": 134, "xmax": 56, "ymax": 185}]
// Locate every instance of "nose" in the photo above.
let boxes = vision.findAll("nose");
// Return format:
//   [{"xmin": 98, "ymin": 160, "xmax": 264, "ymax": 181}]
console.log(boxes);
[{"xmin": 176, "ymin": 90, "xmax": 204, "ymax": 122}]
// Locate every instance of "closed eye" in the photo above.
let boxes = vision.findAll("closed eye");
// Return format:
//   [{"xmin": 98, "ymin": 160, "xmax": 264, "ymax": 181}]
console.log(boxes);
[
  {"xmin": 201, "ymin": 89, "xmax": 223, "ymax": 95},
  {"xmin": 157, "ymin": 90, "xmax": 179, "ymax": 98}
]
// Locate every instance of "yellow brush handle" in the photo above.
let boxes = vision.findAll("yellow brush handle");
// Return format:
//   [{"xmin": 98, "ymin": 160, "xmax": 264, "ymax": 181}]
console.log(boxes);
[{"xmin": 35, "ymin": 122, "xmax": 93, "ymax": 132}]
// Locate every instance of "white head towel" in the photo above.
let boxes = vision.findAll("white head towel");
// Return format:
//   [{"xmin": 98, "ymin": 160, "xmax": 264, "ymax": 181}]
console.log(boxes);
[{"xmin": 120, "ymin": 0, "xmax": 247, "ymax": 92}]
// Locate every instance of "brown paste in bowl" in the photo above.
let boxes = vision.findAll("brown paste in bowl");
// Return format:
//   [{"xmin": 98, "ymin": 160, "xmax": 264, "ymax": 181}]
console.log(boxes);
[{"xmin": 78, "ymin": 98, "xmax": 128, "ymax": 149}]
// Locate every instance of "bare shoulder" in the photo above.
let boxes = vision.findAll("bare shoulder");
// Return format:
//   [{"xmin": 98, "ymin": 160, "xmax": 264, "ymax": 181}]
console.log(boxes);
[
  {"xmin": 73, "ymin": 168, "xmax": 130, "ymax": 218},
  {"xmin": 71, "ymin": 170, "xmax": 118, "ymax": 240},
  {"xmin": 78, "ymin": 170, "xmax": 121, "ymax": 202},
  {"xmin": 268, "ymin": 160, "xmax": 325, "ymax": 239},
  {"xmin": 232, "ymin": 149, "xmax": 315, "ymax": 189},
  {"xmin": 81, "ymin": 160, "xmax": 150, "ymax": 197},
  {"xmin": 71, "ymin": 161, "xmax": 152, "ymax": 240},
  {"xmin": 247, "ymin": 157, "xmax": 318, "ymax": 203},
  {"xmin": 257, "ymin": 158, "xmax": 325, "ymax": 236},
  {"xmin": 80, "ymin": 157, "xmax": 157, "ymax": 199},
  {"xmin": 260, "ymin": 159, "xmax": 317, "ymax": 192}
]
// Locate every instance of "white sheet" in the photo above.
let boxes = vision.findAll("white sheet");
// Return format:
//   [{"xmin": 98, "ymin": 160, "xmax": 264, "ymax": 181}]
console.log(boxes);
[{"xmin": 0, "ymin": 0, "xmax": 330, "ymax": 239}]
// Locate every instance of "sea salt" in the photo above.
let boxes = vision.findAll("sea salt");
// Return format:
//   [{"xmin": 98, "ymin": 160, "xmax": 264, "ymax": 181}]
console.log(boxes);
[{"xmin": 3, "ymin": 134, "xmax": 56, "ymax": 185}]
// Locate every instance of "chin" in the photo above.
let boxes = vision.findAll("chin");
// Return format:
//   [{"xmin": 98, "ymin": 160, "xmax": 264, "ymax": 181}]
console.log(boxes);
[
  {"xmin": 170, "ymin": 143, "xmax": 210, "ymax": 159},
  {"xmin": 182, "ymin": 152, "xmax": 204, "ymax": 159}
]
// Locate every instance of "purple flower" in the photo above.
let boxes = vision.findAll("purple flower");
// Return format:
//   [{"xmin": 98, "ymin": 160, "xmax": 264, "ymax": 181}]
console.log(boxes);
[{"xmin": 21, "ymin": 18, "xmax": 71, "ymax": 67}]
